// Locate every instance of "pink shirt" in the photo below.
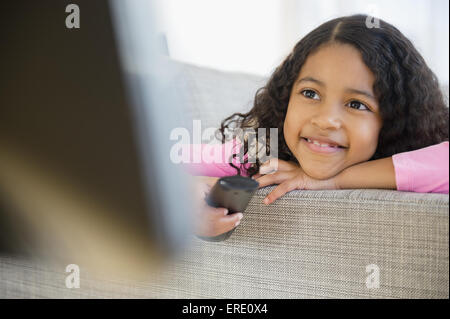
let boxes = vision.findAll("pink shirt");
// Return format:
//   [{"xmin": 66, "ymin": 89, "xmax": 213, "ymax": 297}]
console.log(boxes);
[
  {"xmin": 180, "ymin": 141, "xmax": 449, "ymax": 194},
  {"xmin": 178, "ymin": 140, "xmax": 251, "ymax": 177},
  {"xmin": 392, "ymin": 141, "xmax": 449, "ymax": 194}
]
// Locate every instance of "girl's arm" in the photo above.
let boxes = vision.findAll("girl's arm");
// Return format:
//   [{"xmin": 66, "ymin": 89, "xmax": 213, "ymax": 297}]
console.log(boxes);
[
  {"xmin": 179, "ymin": 141, "xmax": 248, "ymax": 238},
  {"xmin": 258, "ymin": 142, "xmax": 449, "ymax": 204},
  {"xmin": 337, "ymin": 142, "xmax": 449, "ymax": 194},
  {"xmin": 178, "ymin": 140, "xmax": 251, "ymax": 177},
  {"xmin": 336, "ymin": 157, "xmax": 396, "ymax": 190}
]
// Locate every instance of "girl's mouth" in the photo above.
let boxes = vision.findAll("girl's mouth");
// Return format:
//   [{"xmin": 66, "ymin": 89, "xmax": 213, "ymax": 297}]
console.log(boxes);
[{"xmin": 301, "ymin": 137, "xmax": 347, "ymax": 154}]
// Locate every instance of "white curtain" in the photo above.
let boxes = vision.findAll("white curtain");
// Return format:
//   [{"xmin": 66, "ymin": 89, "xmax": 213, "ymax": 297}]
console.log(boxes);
[
  {"xmin": 158, "ymin": 0, "xmax": 449, "ymax": 86},
  {"xmin": 280, "ymin": 0, "xmax": 449, "ymax": 87}
]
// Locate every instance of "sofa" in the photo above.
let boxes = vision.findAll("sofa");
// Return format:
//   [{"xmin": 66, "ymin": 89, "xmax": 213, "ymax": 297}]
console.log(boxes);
[{"xmin": 0, "ymin": 60, "xmax": 448, "ymax": 299}]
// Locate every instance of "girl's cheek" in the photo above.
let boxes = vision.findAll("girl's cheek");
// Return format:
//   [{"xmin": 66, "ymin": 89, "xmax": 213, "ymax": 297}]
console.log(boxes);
[
  {"xmin": 350, "ymin": 121, "xmax": 381, "ymax": 160},
  {"xmin": 285, "ymin": 104, "xmax": 306, "ymax": 133},
  {"xmin": 282, "ymin": 120, "xmax": 294, "ymax": 152},
  {"xmin": 283, "ymin": 110, "xmax": 297, "ymax": 139}
]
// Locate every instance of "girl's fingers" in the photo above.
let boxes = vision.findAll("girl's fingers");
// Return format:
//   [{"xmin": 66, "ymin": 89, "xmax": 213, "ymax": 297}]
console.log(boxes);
[
  {"xmin": 202, "ymin": 205, "xmax": 229, "ymax": 217},
  {"xmin": 195, "ymin": 210, "xmax": 243, "ymax": 237},
  {"xmin": 256, "ymin": 171, "xmax": 295, "ymax": 188},
  {"xmin": 208, "ymin": 212, "xmax": 243, "ymax": 237},
  {"xmin": 259, "ymin": 158, "xmax": 280, "ymax": 174},
  {"xmin": 263, "ymin": 178, "xmax": 302, "ymax": 205},
  {"xmin": 252, "ymin": 173, "xmax": 262, "ymax": 180},
  {"xmin": 220, "ymin": 212, "xmax": 244, "ymax": 229},
  {"xmin": 202, "ymin": 205, "xmax": 242, "ymax": 225}
]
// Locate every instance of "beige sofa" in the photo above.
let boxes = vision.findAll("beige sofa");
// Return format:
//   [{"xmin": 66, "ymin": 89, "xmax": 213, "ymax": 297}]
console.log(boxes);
[{"xmin": 0, "ymin": 60, "xmax": 448, "ymax": 298}]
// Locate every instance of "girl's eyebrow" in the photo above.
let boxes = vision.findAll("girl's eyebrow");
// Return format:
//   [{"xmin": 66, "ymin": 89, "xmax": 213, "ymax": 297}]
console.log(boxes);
[
  {"xmin": 296, "ymin": 76, "xmax": 325, "ymax": 87},
  {"xmin": 296, "ymin": 76, "xmax": 376, "ymax": 102},
  {"xmin": 345, "ymin": 88, "xmax": 376, "ymax": 102}
]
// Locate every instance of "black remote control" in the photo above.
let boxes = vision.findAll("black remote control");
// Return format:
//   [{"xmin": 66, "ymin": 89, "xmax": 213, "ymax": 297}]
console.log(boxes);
[{"xmin": 197, "ymin": 175, "xmax": 259, "ymax": 242}]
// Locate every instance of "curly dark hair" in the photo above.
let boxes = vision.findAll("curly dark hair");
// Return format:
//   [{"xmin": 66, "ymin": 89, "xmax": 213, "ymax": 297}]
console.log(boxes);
[{"xmin": 219, "ymin": 14, "xmax": 449, "ymax": 177}]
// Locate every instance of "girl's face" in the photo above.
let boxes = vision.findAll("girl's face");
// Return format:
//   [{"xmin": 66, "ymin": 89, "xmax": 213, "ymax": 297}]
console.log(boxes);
[{"xmin": 284, "ymin": 43, "xmax": 382, "ymax": 179}]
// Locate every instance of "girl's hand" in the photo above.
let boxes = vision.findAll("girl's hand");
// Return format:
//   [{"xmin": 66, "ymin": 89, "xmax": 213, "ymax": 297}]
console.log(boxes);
[
  {"xmin": 192, "ymin": 176, "xmax": 243, "ymax": 237},
  {"xmin": 253, "ymin": 158, "xmax": 338, "ymax": 205}
]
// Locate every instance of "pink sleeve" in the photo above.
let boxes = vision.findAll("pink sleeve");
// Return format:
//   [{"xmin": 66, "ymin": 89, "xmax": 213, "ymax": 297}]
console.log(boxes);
[
  {"xmin": 177, "ymin": 140, "xmax": 252, "ymax": 177},
  {"xmin": 392, "ymin": 141, "xmax": 449, "ymax": 194}
]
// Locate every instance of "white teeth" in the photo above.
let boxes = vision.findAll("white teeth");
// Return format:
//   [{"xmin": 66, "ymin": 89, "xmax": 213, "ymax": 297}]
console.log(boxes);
[{"xmin": 306, "ymin": 138, "xmax": 337, "ymax": 148}]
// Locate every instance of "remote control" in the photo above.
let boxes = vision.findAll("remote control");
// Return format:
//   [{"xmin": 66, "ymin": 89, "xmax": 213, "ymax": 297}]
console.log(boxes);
[{"xmin": 197, "ymin": 175, "xmax": 259, "ymax": 242}]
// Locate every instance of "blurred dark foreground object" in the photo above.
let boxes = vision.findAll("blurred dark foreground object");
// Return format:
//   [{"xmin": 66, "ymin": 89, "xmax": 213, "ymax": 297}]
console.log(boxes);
[{"xmin": 0, "ymin": 0, "xmax": 193, "ymax": 279}]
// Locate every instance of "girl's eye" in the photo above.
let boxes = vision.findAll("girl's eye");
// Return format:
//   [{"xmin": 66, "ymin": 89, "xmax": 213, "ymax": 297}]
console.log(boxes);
[
  {"xmin": 347, "ymin": 100, "xmax": 369, "ymax": 111},
  {"xmin": 301, "ymin": 89, "xmax": 320, "ymax": 100}
]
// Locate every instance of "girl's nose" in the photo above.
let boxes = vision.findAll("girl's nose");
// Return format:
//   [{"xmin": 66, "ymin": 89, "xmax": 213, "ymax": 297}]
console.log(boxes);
[{"xmin": 310, "ymin": 104, "xmax": 342, "ymax": 130}]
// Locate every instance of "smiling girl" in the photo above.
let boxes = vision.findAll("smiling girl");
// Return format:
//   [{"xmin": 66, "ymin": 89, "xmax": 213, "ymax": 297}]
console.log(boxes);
[{"xmin": 186, "ymin": 14, "xmax": 449, "ymax": 237}]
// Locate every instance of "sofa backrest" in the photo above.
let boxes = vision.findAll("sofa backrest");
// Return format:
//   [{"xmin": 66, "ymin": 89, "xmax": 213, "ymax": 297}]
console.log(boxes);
[{"xmin": 171, "ymin": 59, "xmax": 266, "ymax": 140}]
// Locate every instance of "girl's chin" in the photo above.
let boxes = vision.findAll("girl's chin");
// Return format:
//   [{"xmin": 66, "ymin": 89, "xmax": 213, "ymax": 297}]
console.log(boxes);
[
  {"xmin": 293, "ymin": 140, "xmax": 347, "ymax": 179},
  {"xmin": 297, "ymin": 160, "xmax": 344, "ymax": 180},
  {"xmin": 303, "ymin": 169, "xmax": 338, "ymax": 180}
]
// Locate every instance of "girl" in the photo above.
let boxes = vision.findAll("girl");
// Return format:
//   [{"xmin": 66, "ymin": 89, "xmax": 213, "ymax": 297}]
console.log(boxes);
[{"xmin": 185, "ymin": 14, "xmax": 449, "ymax": 237}]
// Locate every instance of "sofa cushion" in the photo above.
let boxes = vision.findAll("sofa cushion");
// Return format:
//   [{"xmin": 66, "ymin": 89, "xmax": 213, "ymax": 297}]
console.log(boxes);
[{"xmin": 171, "ymin": 59, "xmax": 266, "ymax": 140}]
